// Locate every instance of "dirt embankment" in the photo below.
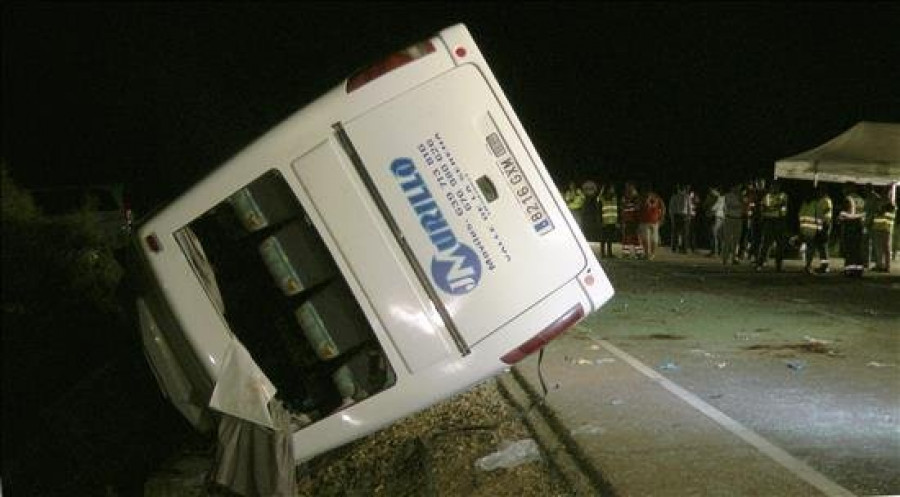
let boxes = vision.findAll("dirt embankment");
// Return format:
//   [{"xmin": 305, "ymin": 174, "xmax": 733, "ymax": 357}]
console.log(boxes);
[{"xmin": 295, "ymin": 380, "xmax": 572, "ymax": 496}]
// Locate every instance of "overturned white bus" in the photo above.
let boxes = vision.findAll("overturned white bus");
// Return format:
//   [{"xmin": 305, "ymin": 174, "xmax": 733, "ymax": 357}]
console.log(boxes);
[{"xmin": 130, "ymin": 23, "xmax": 614, "ymax": 462}]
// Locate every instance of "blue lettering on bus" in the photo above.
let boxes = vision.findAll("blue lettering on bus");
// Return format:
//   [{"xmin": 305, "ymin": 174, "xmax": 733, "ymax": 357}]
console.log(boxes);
[{"xmin": 390, "ymin": 157, "xmax": 481, "ymax": 295}]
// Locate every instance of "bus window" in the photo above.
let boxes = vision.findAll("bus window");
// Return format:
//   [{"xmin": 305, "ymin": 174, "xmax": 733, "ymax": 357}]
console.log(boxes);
[{"xmin": 174, "ymin": 169, "xmax": 396, "ymax": 423}]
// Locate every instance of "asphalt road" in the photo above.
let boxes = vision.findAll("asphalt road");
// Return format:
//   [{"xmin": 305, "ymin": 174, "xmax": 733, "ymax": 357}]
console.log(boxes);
[{"xmin": 522, "ymin": 245, "xmax": 899, "ymax": 496}]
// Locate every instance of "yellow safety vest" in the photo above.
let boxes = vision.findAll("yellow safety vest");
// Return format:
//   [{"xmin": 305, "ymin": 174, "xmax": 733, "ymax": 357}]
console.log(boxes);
[
  {"xmin": 761, "ymin": 192, "xmax": 788, "ymax": 218},
  {"xmin": 565, "ymin": 188, "xmax": 585, "ymax": 210},
  {"xmin": 798, "ymin": 201, "xmax": 821, "ymax": 237},
  {"xmin": 873, "ymin": 208, "xmax": 896, "ymax": 233},
  {"xmin": 817, "ymin": 196, "xmax": 833, "ymax": 224},
  {"xmin": 601, "ymin": 195, "xmax": 618, "ymax": 225}
]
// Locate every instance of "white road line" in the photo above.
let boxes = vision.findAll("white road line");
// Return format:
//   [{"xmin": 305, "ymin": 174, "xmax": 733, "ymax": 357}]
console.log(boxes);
[{"xmin": 596, "ymin": 338, "xmax": 857, "ymax": 497}]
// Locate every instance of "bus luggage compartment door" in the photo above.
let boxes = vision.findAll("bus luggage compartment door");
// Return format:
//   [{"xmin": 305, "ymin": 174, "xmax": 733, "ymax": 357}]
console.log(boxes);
[{"xmin": 343, "ymin": 64, "xmax": 587, "ymax": 346}]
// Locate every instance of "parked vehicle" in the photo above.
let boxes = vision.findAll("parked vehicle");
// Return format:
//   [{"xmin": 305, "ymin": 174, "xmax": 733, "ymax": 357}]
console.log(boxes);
[
  {"xmin": 129, "ymin": 24, "xmax": 614, "ymax": 462},
  {"xmin": 29, "ymin": 184, "xmax": 133, "ymax": 244}
]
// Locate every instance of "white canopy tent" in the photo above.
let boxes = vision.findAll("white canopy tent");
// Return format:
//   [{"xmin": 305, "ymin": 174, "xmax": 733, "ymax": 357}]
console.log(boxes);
[{"xmin": 774, "ymin": 121, "xmax": 900, "ymax": 201}]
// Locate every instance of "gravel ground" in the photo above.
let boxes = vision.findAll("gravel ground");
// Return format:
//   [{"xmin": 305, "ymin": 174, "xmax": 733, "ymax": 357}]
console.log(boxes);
[{"xmin": 294, "ymin": 379, "xmax": 573, "ymax": 497}]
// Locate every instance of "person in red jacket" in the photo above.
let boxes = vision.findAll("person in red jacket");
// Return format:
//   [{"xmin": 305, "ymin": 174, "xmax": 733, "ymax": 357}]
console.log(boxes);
[
  {"xmin": 620, "ymin": 182, "xmax": 642, "ymax": 259},
  {"xmin": 638, "ymin": 183, "xmax": 666, "ymax": 260}
]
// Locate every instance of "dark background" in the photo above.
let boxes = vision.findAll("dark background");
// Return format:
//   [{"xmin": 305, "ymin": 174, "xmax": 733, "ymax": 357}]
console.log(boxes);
[
  {"xmin": 3, "ymin": 2, "xmax": 900, "ymax": 204},
  {"xmin": 2, "ymin": 3, "xmax": 899, "ymax": 494}
]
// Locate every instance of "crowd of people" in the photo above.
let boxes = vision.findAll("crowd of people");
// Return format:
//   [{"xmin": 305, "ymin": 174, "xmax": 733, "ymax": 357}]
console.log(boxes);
[{"xmin": 562, "ymin": 178, "xmax": 898, "ymax": 277}]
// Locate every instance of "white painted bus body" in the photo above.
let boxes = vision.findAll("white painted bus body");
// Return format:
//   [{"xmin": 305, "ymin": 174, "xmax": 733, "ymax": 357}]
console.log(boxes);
[{"xmin": 132, "ymin": 24, "xmax": 614, "ymax": 462}]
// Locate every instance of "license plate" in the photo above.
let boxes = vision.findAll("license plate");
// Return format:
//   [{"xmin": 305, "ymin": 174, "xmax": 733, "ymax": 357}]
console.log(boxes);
[{"xmin": 487, "ymin": 131, "xmax": 554, "ymax": 236}]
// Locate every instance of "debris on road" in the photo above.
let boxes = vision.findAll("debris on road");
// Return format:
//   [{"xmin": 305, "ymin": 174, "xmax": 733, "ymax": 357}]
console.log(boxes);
[
  {"xmin": 633, "ymin": 333, "xmax": 686, "ymax": 340},
  {"xmin": 745, "ymin": 336, "xmax": 841, "ymax": 356},
  {"xmin": 803, "ymin": 335, "xmax": 832, "ymax": 346},
  {"xmin": 570, "ymin": 424, "xmax": 606, "ymax": 437},
  {"xmin": 658, "ymin": 360, "xmax": 680, "ymax": 371},
  {"xmin": 786, "ymin": 360, "xmax": 807, "ymax": 371},
  {"xmin": 475, "ymin": 439, "xmax": 542, "ymax": 472},
  {"xmin": 866, "ymin": 361, "xmax": 897, "ymax": 368}
]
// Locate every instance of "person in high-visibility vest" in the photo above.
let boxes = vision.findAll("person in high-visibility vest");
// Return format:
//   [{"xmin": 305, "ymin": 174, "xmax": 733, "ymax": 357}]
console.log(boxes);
[
  {"xmin": 755, "ymin": 180, "xmax": 789, "ymax": 272},
  {"xmin": 813, "ymin": 185, "xmax": 833, "ymax": 273},
  {"xmin": 871, "ymin": 193, "xmax": 896, "ymax": 273},
  {"xmin": 598, "ymin": 183, "xmax": 619, "ymax": 258},
  {"xmin": 839, "ymin": 182, "xmax": 866, "ymax": 277},
  {"xmin": 862, "ymin": 183, "xmax": 881, "ymax": 269},
  {"xmin": 797, "ymin": 185, "xmax": 830, "ymax": 274},
  {"xmin": 564, "ymin": 181, "xmax": 586, "ymax": 229}
]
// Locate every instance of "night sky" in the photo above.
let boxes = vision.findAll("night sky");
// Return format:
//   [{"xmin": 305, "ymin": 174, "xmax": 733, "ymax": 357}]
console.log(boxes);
[{"xmin": 3, "ymin": 2, "xmax": 900, "ymax": 209}]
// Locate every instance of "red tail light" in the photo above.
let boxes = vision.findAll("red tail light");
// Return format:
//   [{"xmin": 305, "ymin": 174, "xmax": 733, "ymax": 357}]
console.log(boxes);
[
  {"xmin": 145, "ymin": 234, "xmax": 162, "ymax": 253},
  {"xmin": 346, "ymin": 40, "xmax": 435, "ymax": 93},
  {"xmin": 501, "ymin": 304, "xmax": 585, "ymax": 364}
]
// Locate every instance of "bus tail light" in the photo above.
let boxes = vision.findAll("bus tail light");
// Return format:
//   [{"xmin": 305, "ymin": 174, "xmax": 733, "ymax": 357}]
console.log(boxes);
[
  {"xmin": 501, "ymin": 304, "xmax": 585, "ymax": 364},
  {"xmin": 346, "ymin": 40, "xmax": 435, "ymax": 93},
  {"xmin": 146, "ymin": 233, "xmax": 162, "ymax": 253}
]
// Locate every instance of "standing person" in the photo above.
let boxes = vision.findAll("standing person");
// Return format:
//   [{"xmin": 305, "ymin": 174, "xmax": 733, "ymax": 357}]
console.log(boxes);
[
  {"xmin": 863, "ymin": 183, "xmax": 881, "ymax": 269},
  {"xmin": 894, "ymin": 200, "xmax": 900, "ymax": 263},
  {"xmin": 580, "ymin": 180, "xmax": 602, "ymax": 243},
  {"xmin": 701, "ymin": 187, "xmax": 717, "ymax": 255},
  {"xmin": 811, "ymin": 184, "xmax": 834, "ymax": 273},
  {"xmin": 667, "ymin": 185, "xmax": 678, "ymax": 251},
  {"xmin": 687, "ymin": 185, "xmax": 699, "ymax": 253},
  {"xmin": 747, "ymin": 179, "xmax": 765, "ymax": 264},
  {"xmin": 620, "ymin": 182, "xmax": 642, "ymax": 259},
  {"xmin": 797, "ymin": 186, "xmax": 826, "ymax": 274},
  {"xmin": 564, "ymin": 181, "xmax": 585, "ymax": 229},
  {"xmin": 839, "ymin": 182, "xmax": 866, "ymax": 277},
  {"xmin": 712, "ymin": 188, "xmax": 725, "ymax": 257},
  {"xmin": 722, "ymin": 183, "xmax": 745, "ymax": 266},
  {"xmin": 669, "ymin": 185, "xmax": 690, "ymax": 253},
  {"xmin": 737, "ymin": 181, "xmax": 753, "ymax": 261},
  {"xmin": 637, "ymin": 183, "xmax": 666, "ymax": 261},
  {"xmin": 871, "ymin": 191, "xmax": 895, "ymax": 273},
  {"xmin": 755, "ymin": 180, "xmax": 789, "ymax": 272},
  {"xmin": 703, "ymin": 187, "xmax": 724, "ymax": 256},
  {"xmin": 599, "ymin": 183, "xmax": 619, "ymax": 258}
]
